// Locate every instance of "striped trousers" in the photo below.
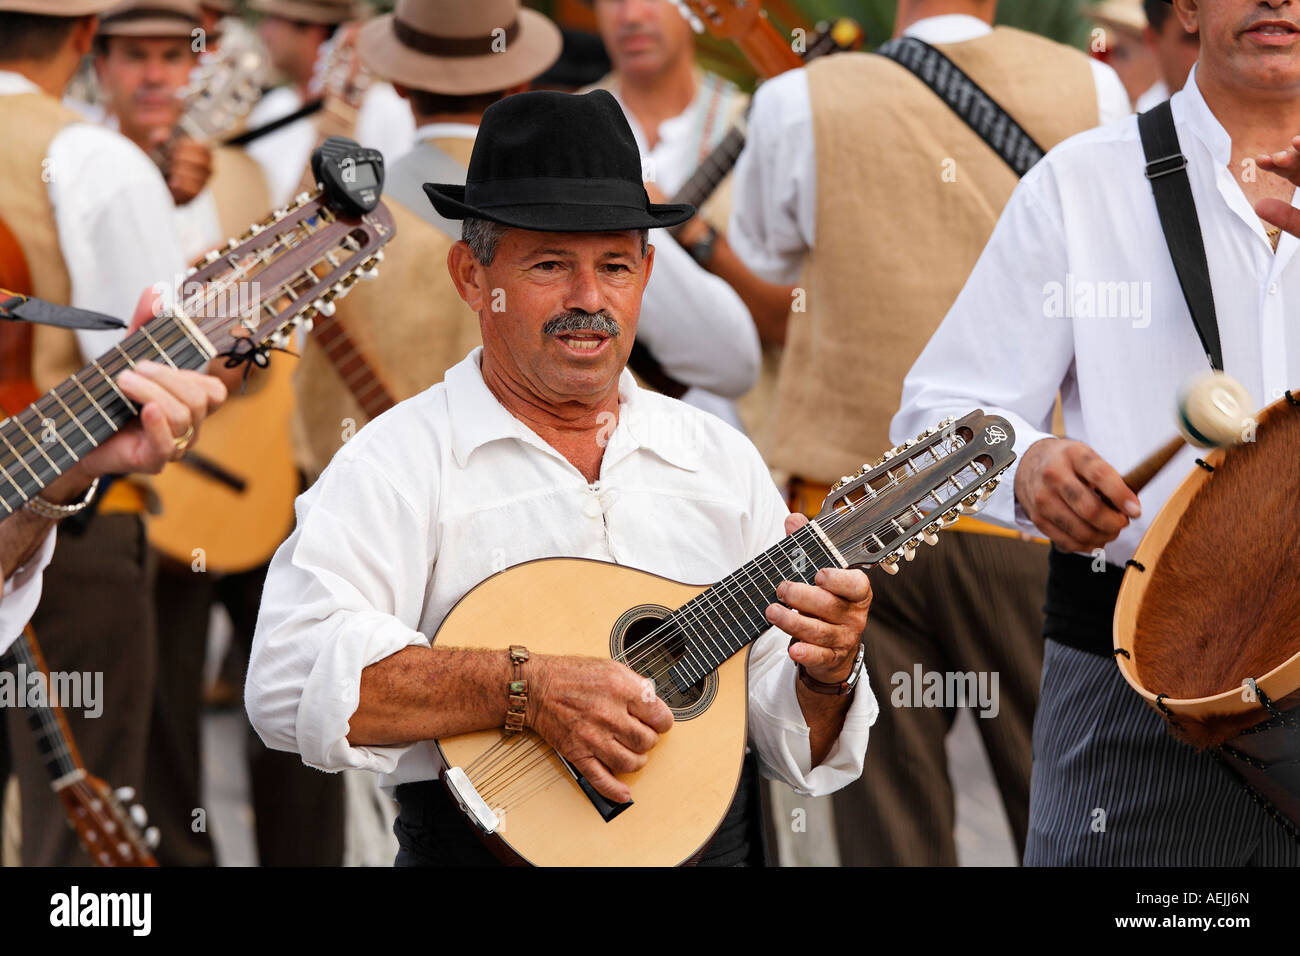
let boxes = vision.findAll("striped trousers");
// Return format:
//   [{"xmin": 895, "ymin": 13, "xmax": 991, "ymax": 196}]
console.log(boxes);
[{"xmin": 1025, "ymin": 640, "xmax": 1300, "ymax": 865}]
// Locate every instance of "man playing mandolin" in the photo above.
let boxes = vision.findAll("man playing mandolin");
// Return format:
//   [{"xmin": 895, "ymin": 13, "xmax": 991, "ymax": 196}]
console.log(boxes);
[{"xmin": 249, "ymin": 89, "xmax": 876, "ymax": 866}]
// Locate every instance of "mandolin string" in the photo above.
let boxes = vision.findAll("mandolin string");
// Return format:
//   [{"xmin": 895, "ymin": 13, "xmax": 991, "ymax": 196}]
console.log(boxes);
[{"xmin": 619, "ymin": 444, "xmax": 985, "ymax": 681}]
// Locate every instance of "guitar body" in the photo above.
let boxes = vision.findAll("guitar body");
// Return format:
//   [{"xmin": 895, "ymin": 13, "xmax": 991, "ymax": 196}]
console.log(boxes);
[
  {"xmin": 432, "ymin": 557, "xmax": 751, "ymax": 867},
  {"xmin": 147, "ymin": 353, "xmax": 298, "ymax": 573}
]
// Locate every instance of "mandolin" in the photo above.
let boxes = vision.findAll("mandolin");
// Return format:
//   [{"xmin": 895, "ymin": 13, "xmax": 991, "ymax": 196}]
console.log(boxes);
[
  {"xmin": 432, "ymin": 411, "xmax": 1017, "ymax": 865},
  {"xmin": 0, "ymin": 138, "xmax": 394, "ymax": 520},
  {"xmin": 2, "ymin": 627, "xmax": 158, "ymax": 866}
]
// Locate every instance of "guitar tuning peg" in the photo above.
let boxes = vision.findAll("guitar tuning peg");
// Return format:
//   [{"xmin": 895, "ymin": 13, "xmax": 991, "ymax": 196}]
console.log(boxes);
[
  {"xmin": 903, "ymin": 541, "xmax": 917, "ymax": 561},
  {"xmin": 940, "ymin": 510, "xmax": 960, "ymax": 528},
  {"xmin": 113, "ymin": 786, "xmax": 135, "ymax": 803},
  {"xmin": 921, "ymin": 528, "xmax": 939, "ymax": 546},
  {"xmin": 357, "ymin": 267, "xmax": 380, "ymax": 281},
  {"xmin": 979, "ymin": 480, "xmax": 999, "ymax": 501},
  {"xmin": 130, "ymin": 804, "xmax": 148, "ymax": 828},
  {"xmin": 880, "ymin": 558, "xmax": 900, "ymax": 576},
  {"xmin": 294, "ymin": 192, "xmax": 313, "ymax": 206},
  {"xmin": 903, "ymin": 437, "xmax": 918, "ymax": 449},
  {"xmin": 881, "ymin": 449, "xmax": 895, "ymax": 461},
  {"xmin": 145, "ymin": 827, "xmax": 161, "ymax": 850},
  {"xmin": 313, "ymin": 298, "xmax": 336, "ymax": 317},
  {"xmin": 300, "ymin": 316, "xmax": 314, "ymax": 334}
]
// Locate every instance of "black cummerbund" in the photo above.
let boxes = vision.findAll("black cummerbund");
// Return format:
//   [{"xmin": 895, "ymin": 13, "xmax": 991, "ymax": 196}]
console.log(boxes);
[{"xmin": 1042, "ymin": 548, "xmax": 1126, "ymax": 657}]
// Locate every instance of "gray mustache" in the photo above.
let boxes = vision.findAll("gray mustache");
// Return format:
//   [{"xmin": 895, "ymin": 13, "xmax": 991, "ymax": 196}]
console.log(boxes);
[{"xmin": 542, "ymin": 311, "xmax": 621, "ymax": 337}]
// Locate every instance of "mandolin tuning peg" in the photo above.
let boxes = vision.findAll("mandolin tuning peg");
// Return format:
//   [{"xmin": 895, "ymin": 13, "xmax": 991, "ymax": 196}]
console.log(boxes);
[
  {"xmin": 979, "ymin": 480, "xmax": 999, "ymax": 501},
  {"xmin": 357, "ymin": 267, "xmax": 380, "ymax": 281},
  {"xmin": 880, "ymin": 558, "xmax": 899, "ymax": 576},
  {"xmin": 130, "ymin": 804, "xmax": 148, "ymax": 828},
  {"xmin": 113, "ymin": 786, "xmax": 135, "ymax": 803},
  {"xmin": 921, "ymin": 528, "xmax": 939, "ymax": 546},
  {"xmin": 903, "ymin": 541, "xmax": 917, "ymax": 561},
  {"xmin": 294, "ymin": 192, "xmax": 313, "ymax": 206},
  {"xmin": 313, "ymin": 298, "xmax": 336, "ymax": 317},
  {"xmin": 940, "ymin": 510, "xmax": 960, "ymax": 528},
  {"xmin": 144, "ymin": 827, "xmax": 161, "ymax": 849}
]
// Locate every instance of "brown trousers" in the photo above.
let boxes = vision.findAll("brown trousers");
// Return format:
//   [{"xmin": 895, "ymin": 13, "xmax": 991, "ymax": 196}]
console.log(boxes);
[
  {"xmin": 5, "ymin": 514, "xmax": 156, "ymax": 866},
  {"xmin": 832, "ymin": 531, "xmax": 1049, "ymax": 865}
]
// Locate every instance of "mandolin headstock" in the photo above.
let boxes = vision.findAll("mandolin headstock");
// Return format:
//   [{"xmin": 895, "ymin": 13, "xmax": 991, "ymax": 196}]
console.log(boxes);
[
  {"xmin": 813, "ymin": 411, "xmax": 1017, "ymax": 574},
  {"xmin": 177, "ymin": 46, "xmax": 265, "ymax": 142}
]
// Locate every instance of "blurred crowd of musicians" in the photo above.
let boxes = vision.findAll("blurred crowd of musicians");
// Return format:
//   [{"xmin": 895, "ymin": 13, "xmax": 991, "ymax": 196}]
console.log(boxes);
[{"xmin": 0, "ymin": 0, "xmax": 1297, "ymax": 868}]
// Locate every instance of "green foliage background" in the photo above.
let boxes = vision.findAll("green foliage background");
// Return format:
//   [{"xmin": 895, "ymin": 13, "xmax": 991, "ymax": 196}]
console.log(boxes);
[{"xmin": 792, "ymin": 0, "xmax": 1093, "ymax": 48}]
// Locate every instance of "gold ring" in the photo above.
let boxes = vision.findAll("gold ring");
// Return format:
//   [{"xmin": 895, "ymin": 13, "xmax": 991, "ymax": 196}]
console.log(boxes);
[{"xmin": 173, "ymin": 424, "xmax": 194, "ymax": 454}]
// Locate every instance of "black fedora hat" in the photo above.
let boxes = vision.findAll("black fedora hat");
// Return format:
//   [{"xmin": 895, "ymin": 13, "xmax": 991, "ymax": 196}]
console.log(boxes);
[{"xmin": 423, "ymin": 89, "xmax": 695, "ymax": 233}]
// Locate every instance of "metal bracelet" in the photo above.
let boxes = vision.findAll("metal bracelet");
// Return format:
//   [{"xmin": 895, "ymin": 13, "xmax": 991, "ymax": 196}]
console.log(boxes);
[{"xmin": 24, "ymin": 477, "xmax": 100, "ymax": 520}]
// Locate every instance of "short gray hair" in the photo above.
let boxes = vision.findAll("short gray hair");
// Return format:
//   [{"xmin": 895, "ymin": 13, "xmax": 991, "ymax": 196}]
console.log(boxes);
[{"xmin": 461, "ymin": 217, "xmax": 649, "ymax": 265}]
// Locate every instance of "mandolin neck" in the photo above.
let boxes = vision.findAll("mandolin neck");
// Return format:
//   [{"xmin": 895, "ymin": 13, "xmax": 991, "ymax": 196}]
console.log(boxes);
[
  {"xmin": 2, "ymin": 629, "xmax": 83, "ymax": 784},
  {"xmin": 0, "ymin": 310, "xmax": 214, "ymax": 517},
  {"xmin": 662, "ymin": 521, "xmax": 846, "ymax": 692}
]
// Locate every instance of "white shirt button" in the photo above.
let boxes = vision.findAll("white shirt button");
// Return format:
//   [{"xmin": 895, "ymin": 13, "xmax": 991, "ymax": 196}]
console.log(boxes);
[{"xmin": 1269, "ymin": 282, "xmax": 1279, "ymax": 295}]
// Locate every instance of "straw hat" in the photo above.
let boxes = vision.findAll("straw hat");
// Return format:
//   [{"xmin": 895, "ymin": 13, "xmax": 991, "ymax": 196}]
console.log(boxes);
[
  {"xmin": 1084, "ymin": 0, "xmax": 1149, "ymax": 40},
  {"xmin": 0, "ymin": 0, "xmax": 119, "ymax": 13},
  {"xmin": 356, "ymin": 0, "xmax": 562, "ymax": 95}
]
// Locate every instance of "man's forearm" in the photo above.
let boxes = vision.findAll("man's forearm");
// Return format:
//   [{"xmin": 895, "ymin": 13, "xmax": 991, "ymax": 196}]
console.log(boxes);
[
  {"xmin": 347, "ymin": 645, "xmax": 514, "ymax": 747},
  {"xmin": 797, "ymin": 681, "xmax": 852, "ymax": 768},
  {"xmin": 701, "ymin": 234, "xmax": 795, "ymax": 347},
  {"xmin": 0, "ymin": 468, "xmax": 94, "ymax": 579}
]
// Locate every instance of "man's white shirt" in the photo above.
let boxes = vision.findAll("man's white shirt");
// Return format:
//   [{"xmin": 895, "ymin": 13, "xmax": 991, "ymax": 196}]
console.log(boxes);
[
  {"xmin": 891, "ymin": 64, "xmax": 1300, "ymax": 564},
  {"xmin": 729, "ymin": 14, "xmax": 1133, "ymax": 284},
  {"xmin": 0, "ymin": 532, "xmax": 55, "ymax": 655},
  {"xmin": 245, "ymin": 82, "xmax": 416, "ymax": 208},
  {"xmin": 248, "ymin": 349, "xmax": 876, "ymax": 795}
]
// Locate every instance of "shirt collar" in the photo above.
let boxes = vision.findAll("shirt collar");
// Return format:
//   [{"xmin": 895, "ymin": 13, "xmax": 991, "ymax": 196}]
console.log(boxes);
[
  {"xmin": 1172, "ymin": 63, "xmax": 1232, "ymax": 166},
  {"xmin": 903, "ymin": 14, "xmax": 994, "ymax": 44},
  {"xmin": 0, "ymin": 70, "xmax": 41, "ymax": 97},
  {"xmin": 445, "ymin": 348, "xmax": 700, "ymax": 473},
  {"xmin": 412, "ymin": 121, "xmax": 479, "ymax": 145}
]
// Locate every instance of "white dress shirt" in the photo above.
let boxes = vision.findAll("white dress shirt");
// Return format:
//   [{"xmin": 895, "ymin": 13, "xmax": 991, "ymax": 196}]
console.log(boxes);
[
  {"xmin": 0, "ymin": 72, "xmax": 185, "ymax": 359},
  {"xmin": 1136, "ymin": 78, "xmax": 1172, "ymax": 113},
  {"xmin": 729, "ymin": 15, "xmax": 1134, "ymax": 284},
  {"xmin": 891, "ymin": 65, "xmax": 1300, "ymax": 564},
  {"xmin": 0, "ymin": 531, "xmax": 55, "ymax": 655},
  {"xmin": 248, "ymin": 349, "xmax": 876, "ymax": 796},
  {"xmin": 604, "ymin": 78, "xmax": 761, "ymax": 429},
  {"xmin": 245, "ymin": 82, "xmax": 416, "ymax": 208}
]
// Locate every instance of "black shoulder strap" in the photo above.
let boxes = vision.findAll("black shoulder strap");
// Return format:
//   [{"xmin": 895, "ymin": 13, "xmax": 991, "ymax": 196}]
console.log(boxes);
[
  {"xmin": 1138, "ymin": 100, "xmax": 1224, "ymax": 371},
  {"xmin": 875, "ymin": 36, "xmax": 1046, "ymax": 178}
]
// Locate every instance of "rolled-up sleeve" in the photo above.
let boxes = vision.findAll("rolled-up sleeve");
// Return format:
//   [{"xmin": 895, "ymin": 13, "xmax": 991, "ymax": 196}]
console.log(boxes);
[
  {"xmin": 247, "ymin": 455, "xmax": 435, "ymax": 773},
  {"xmin": 0, "ymin": 529, "xmax": 56, "ymax": 655}
]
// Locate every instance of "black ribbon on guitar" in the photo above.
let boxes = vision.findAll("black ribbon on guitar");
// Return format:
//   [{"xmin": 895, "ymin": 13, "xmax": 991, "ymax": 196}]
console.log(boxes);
[{"xmin": 0, "ymin": 291, "xmax": 125, "ymax": 332}]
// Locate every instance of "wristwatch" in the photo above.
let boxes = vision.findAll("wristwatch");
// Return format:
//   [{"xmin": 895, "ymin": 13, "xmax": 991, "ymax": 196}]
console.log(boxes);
[
  {"xmin": 687, "ymin": 223, "xmax": 718, "ymax": 267},
  {"xmin": 796, "ymin": 640, "xmax": 866, "ymax": 696}
]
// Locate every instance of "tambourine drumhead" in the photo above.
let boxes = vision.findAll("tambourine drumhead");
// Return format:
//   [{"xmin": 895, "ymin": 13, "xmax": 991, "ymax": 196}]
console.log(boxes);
[{"xmin": 1114, "ymin": 393, "xmax": 1300, "ymax": 750}]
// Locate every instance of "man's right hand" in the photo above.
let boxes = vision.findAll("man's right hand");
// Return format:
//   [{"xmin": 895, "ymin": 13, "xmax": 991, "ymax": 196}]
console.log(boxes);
[
  {"xmin": 528, "ymin": 656, "xmax": 673, "ymax": 804},
  {"xmin": 1014, "ymin": 437, "xmax": 1141, "ymax": 553}
]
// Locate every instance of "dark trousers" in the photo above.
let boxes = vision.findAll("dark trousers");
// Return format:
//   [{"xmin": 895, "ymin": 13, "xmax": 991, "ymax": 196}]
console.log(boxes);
[
  {"xmin": 1026, "ymin": 551, "xmax": 1300, "ymax": 865},
  {"xmin": 4, "ymin": 514, "xmax": 156, "ymax": 866},
  {"xmin": 831, "ymin": 532, "xmax": 1049, "ymax": 865},
  {"xmin": 148, "ymin": 555, "xmax": 345, "ymax": 866}
]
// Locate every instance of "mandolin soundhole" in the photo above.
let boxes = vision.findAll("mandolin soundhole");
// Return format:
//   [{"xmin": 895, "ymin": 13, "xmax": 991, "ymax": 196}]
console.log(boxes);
[{"xmin": 611, "ymin": 605, "xmax": 717, "ymax": 720}]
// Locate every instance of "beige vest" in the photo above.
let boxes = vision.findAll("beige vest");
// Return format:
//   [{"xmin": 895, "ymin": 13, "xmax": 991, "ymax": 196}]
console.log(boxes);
[
  {"xmin": 291, "ymin": 136, "xmax": 481, "ymax": 479},
  {"xmin": 768, "ymin": 27, "xmax": 1099, "ymax": 484},
  {"xmin": 210, "ymin": 145, "xmax": 271, "ymax": 241},
  {"xmin": 0, "ymin": 92, "xmax": 78, "ymax": 306}
]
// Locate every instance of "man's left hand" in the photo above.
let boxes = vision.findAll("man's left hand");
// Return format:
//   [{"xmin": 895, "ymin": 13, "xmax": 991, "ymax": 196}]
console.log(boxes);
[
  {"xmin": 157, "ymin": 134, "xmax": 214, "ymax": 207},
  {"xmin": 764, "ymin": 513, "xmax": 871, "ymax": 684}
]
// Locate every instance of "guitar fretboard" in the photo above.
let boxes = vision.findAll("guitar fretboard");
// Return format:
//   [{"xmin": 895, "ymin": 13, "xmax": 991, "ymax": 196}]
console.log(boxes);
[
  {"xmin": 1, "ymin": 631, "xmax": 81, "ymax": 782},
  {"xmin": 664, "ymin": 522, "xmax": 845, "ymax": 692},
  {"xmin": 0, "ymin": 312, "xmax": 213, "ymax": 516},
  {"xmin": 672, "ymin": 124, "xmax": 748, "ymax": 211}
]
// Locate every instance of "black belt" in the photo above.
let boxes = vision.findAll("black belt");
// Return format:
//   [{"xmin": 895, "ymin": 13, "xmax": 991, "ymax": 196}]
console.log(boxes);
[
  {"xmin": 393, "ymin": 750, "xmax": 765, "ymax": 866},
  {"xmin": 1042, "ymin": 548, "xmax": 1125, "ymax": 657}
]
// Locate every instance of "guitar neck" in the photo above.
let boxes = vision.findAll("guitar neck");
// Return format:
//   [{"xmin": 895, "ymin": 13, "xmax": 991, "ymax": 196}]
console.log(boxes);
[
  {"xmin": 660, "ymin": 521, "xmax": 844, "ymax": 692},
  {"xmin": 0, "ymin": 311, "xmax": 214, "ymax": 517},
  {"xmin": 670, "ymin": 122, "xmax": 748, "ymax": 210},
  {"xmin": 310, "ymin": 314, "xmax": 396, "ymax": 420},
  {"xmin": 2, "ymin": 629, "xmax": 84, "ymax": 784}
]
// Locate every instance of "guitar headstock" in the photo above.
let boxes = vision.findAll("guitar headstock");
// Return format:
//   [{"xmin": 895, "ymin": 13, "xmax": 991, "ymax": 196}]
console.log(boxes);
[
  {"xmin": 309, "ymin": 22, "xmax": 370, "ymax": 110},
  {"xmin": 813, "ymin": 411, "xmax": 1017, "ymax": 574},
  {"xmin": 673, "ymin": 0, "xmax": 763, "ymax": 39},
  {"xmin": 177, "ymin": 46, "xmax": 265, "ymax": 142},
  {"xmin": 57, "ymin": 772, "xmax": 158, "ymax": 867},
  {"xmin": 172, "ymin": 138, "xmax": 395, "ymax": 364}
]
